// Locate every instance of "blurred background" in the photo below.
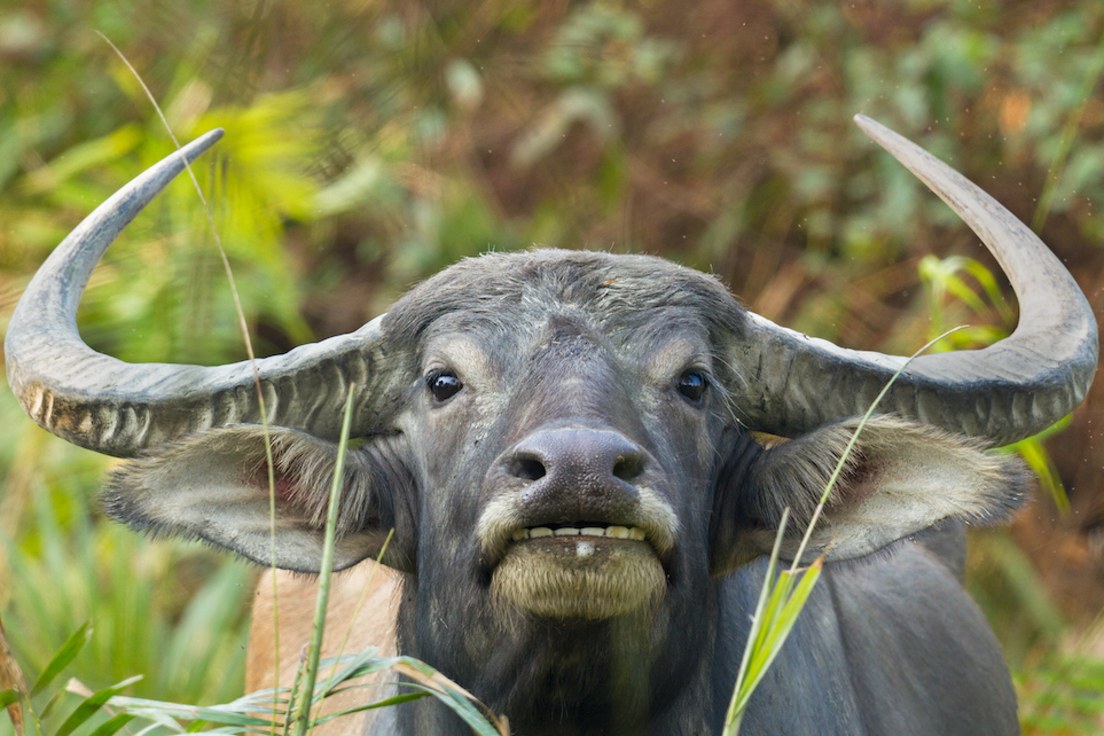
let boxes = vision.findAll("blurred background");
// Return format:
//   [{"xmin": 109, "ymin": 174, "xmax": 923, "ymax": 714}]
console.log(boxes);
[{"xmin": 0, "ymin": 0, "xmax": 1102, "ymax": 732}]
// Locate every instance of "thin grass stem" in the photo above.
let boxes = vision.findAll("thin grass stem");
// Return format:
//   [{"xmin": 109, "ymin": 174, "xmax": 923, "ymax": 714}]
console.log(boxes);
[
  {"xmin": 97, "ymin": 33, "xmax": 286, "ymax": 726},
  {"xmin": 290, "ymin": 384, "xmax": 357, "ymax": 735},
  {"xmin": 723, "ymin": 326, "xmax": 966, "ymax": 735},
  {"xmin": 787, "ymin": 325, "xmax": 966, "ymax": 572},
  {"xmin": 723, "ymin": 508, "xmax": 790, "ymax": 732}
]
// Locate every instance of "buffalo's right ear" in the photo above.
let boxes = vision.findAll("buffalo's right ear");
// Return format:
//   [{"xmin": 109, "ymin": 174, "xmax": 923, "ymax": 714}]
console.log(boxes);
[
  {"xmin": 102, "ymin": 426, "xmax": 417, "ymax": 573},
  {"xmin": 711, "ymin": 416, "xmax": 1028, "ymax": 574}
]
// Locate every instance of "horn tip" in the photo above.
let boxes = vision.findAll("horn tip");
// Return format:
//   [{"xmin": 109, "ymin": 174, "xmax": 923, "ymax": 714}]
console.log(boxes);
[
  {"xmin": 852, "ymin": 113, "xmax": 890, "ymax": 141},
  {"xmin": 186, "ymin": 128, "xmax": 225, "ymax": 159}
]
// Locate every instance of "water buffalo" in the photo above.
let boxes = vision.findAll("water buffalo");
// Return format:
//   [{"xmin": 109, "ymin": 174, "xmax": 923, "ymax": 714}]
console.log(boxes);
[{"xmin": 5, "ymin": 116, "xmax": 1097, "ymax": 735}]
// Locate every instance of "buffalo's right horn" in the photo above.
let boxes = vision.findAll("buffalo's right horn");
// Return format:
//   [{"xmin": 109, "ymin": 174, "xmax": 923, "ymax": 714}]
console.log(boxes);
[
  {"xmin": 4, "ymin": 131, "xmax": 394, "ymax": 457},
  {"xmin": 731, "ymin": 115, "xmax": 1098, "ymax": 446}
]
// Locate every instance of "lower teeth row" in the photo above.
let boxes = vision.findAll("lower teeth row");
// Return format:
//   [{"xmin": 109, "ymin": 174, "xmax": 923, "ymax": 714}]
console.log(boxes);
[{"xmin": 511, "ymin": 525, "xmax": 646, "ymax": 542}]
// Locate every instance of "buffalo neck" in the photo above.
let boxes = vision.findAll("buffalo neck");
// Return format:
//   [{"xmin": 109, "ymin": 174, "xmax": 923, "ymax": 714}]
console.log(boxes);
[{"xmin": 394, "ymin": 569, "xmax": 722, "ymax": 734}]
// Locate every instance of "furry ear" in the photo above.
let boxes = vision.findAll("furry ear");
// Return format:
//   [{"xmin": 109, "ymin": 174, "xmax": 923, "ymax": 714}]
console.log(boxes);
[
  {"xmin": 102, "ymin": 425, "xmax": 416, "ymax": 573},
  {"xmin": 712, "ymin": 416, "xmax": 1029, "ymax": 572}
]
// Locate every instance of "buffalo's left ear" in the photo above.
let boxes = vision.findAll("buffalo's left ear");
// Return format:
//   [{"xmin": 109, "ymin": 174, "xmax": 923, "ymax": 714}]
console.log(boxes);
[
  {"xmin": 102, "ymin": 425, "xmax": 416, "ymax": 573},
  {"xmin": 711, "ymin": 416, "xmax": 1029, "ymax": 574}
]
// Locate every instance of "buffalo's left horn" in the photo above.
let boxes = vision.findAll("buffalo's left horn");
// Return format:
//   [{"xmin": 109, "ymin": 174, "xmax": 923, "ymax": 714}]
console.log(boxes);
[
  {"xmin": 5, "ymin": 131, "xmax": 389, "ymax": 457},
  {"xmin": 732, "ymin": 115, "xmax": 1098, "ymax": 446}
]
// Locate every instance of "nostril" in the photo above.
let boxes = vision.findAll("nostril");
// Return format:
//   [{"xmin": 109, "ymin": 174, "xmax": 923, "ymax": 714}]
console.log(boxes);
[
  {"xmin": 510, "ymin": 455, "xmax": 547, "ymax": 482},
  {"xmin": 613, "ymin": 454, "xmax": 645, "ymax": 481}
]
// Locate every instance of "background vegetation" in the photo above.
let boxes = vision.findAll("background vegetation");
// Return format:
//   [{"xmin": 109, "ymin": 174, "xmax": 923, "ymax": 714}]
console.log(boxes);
[{"xmin": 1, "ymin": 0, "xmax": 1103, "ymax": 732}]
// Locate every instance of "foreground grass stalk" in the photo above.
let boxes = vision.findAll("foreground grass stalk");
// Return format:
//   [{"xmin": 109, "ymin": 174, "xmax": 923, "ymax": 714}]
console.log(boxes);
[
  {"xmin": 99, "ymin": 34, "xmax": 288, "ymax": 723},
  {"xmin": 291, "ymin": 385, "xmax": 357, "ymax": 736},
  {"xmin": 723, "ymin": 328, "xmax": 964, "ymax": 735},
  {"xmin": 723, "ymin": 509, "xmax": 790, "ymax": 733},
  {"xmin": 329, "ymin": 529, "xmax": 395, "ymax": 672}
]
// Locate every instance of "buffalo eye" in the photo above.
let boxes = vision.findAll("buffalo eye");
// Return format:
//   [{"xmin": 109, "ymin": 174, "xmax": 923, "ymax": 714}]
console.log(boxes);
[
  {"xmin": 677, "ymin": 370, "xmax": 707, "ymax": 404},
  {"xmin": 427, "ymin": 371, "xmax": 464, "ymax": 403}
]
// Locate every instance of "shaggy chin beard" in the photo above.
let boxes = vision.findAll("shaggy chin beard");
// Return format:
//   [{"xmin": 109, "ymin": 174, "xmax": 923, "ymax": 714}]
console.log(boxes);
[{"xmin": 490, "ymin": 537, "xmax": 667, "ymax": 620}]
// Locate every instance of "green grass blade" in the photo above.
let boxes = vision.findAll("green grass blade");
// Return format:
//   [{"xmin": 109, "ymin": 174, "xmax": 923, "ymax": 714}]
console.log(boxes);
[
  {"xmin": 737, "ymin": 561, "xmax": 824, "ymax": 713},
  {"xmin": 290, "ymin": 384, "xmax": 358, "ymax": 735},
  {"xmin": 386, "ymin": 656, "xmax": 507, "ymax": 734},
  {"xmin": 723, "ymin": 509, "xmax": 789, "ymax": 733},
  {"xmin": 755, "ymin": 572, "xmax": 797, "ymax": 643},
  {"xmin": 310, "ymin": 692, "xmax": 428, "ymax": 726},
  {"xmin": 282, "ymin": 660, "xmax": 303, "ymax": 736},
  {"xmin": 1009, "ymin": 436, "xmax": 1070, "ymax": 513},
  {"xmin": 725, "ymin": 330, "xmax": 961, "ymax": 734},
  {"xmin": 107, "ymin": 694, "xmax": 278, "ymax": 728},
  {"xmin": 400, "ymin": 683, "xmax": 501, "ymax": 736},
  {"xmin": 55, "ymin": 675, "xmax": 141, "ymax": 736},
  {"xmin": 29, "ymin": 623, "xmax": 91, "ymax": 697},
  {"xmin": 315, "ymin": 652, "xmax": 385, "ymax": 700},
  {"xmin": 85, "ymin": 712, "xmax": 137, "ymax": 736}
]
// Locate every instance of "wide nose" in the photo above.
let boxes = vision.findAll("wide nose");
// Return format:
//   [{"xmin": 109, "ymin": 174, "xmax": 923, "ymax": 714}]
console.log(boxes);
[{"xmin": 498, "ymin": 427, "xmax": 648, "ymax": 521}]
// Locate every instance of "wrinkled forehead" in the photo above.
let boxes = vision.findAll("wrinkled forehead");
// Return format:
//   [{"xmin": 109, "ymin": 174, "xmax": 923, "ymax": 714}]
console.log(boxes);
[
  {"xmin": 383, "ymin": 250, "xmax": 745, "ymax": 364},
  {"xmin": 417, "ymin": 306, "xmax": 718, "ymax": 377}
]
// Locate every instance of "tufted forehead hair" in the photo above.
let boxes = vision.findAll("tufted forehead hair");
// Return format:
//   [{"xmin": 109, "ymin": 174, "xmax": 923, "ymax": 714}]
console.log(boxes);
[{"xmin": 382, "ymin": 249, "xmax": 748, "ymax": 349}]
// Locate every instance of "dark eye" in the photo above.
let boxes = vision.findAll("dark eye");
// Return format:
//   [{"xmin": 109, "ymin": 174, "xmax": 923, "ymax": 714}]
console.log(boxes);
[
  {"xmin": 677, "ymin": 370, "xmax": 707, "ymax": 404},
  {"xmin": 427, "ymin": 371, "xmax": 464, "ymax": 403}
]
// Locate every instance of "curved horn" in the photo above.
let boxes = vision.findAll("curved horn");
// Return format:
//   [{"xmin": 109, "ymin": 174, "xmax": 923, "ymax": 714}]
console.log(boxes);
[
  {"xmin": 5, "ymin": 131, "xmax": 390, "ymax": 457},
  {"xmin": 733, "ymin": 115, "xmax": 1098, "ymax": 446}
]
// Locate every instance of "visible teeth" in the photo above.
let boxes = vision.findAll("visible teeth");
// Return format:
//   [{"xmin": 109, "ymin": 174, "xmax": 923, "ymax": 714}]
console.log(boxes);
[{"xmin": 508, "ymin": 525, "xmax": 648, "ymax": 543}]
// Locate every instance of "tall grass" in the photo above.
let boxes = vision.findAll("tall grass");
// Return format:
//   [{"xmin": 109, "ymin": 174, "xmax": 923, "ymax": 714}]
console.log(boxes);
[{"xmin": 0, "ymin": 410, "xmax": 252, "ymax": 710}]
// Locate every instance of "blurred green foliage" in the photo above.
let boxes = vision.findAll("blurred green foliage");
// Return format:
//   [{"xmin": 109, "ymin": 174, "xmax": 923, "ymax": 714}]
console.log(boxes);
[
  {"xmin": 0, "ymin": 425, "xmax": 250, "ymax": 710},
  {"xmin": 1, "ymin": 0, "xmax": 1103, "ymax": 732}
]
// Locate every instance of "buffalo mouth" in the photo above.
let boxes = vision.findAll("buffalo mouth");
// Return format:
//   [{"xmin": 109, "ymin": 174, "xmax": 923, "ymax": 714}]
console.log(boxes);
[
  {"xmin": 478, "ymin": 487, "xmax": 679, "ymax": 568},
  {"xmin": 491, "ymin": 531, "xmax": 666, "ymax": 620},
  {"xmin": 479, "ymin": 507, "xmax": 677, "ymax": 620}
]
